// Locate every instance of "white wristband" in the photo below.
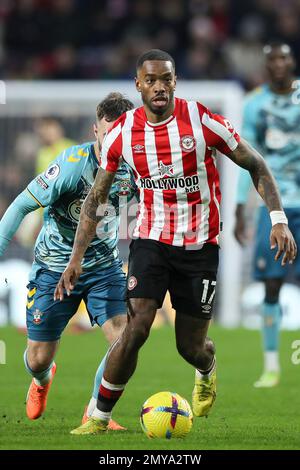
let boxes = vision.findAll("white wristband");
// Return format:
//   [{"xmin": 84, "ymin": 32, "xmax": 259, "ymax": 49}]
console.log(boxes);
[{"xmin": 270, "ymin": 210, "xmax": 288, "ymax": 226}]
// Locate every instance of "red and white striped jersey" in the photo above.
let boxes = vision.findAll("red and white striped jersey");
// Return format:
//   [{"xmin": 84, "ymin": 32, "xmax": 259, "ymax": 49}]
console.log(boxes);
[{"xmin": 101, "ymin": 97, "xmax": 240, "ymax": 247}]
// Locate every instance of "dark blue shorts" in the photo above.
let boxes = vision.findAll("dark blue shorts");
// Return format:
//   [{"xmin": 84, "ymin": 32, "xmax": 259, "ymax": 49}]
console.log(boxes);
[
  {"xmin": 253, "ymin": 207, "xmax": 300, "ymax": 280},
  {"xmin": 26, "ymin": 261, "xmax": 127, "ymax": 342}
]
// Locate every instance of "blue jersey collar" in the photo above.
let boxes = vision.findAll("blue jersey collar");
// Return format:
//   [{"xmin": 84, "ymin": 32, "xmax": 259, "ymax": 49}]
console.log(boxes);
[{"xmin": 90, "ymin": 143, "xmax": 100, "ymax": 166}]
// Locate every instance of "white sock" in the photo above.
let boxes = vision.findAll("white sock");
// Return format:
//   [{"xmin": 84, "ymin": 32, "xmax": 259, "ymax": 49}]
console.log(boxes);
[
  {"xmin": 264, "ymin": 351, "xmax": 280, "ymax": 373},
  {"xmin": 33, "ymin": 369, "xmax": 53, "ymax": 386},
  {"xmin": 196, "ymin": 357, "xmax": 216, "ymax": 380},
  {"xmin": 91, "ymin": 408, "xmax": 111, "ymax": 422},
  {"xmin": 86, "ymin": 397, "xmax": 97, "ymax": 417}
]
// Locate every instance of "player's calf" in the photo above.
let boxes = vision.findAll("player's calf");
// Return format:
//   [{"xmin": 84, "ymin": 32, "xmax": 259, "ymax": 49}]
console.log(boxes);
[
  {"xmin": 176, "ymin": 337, "xmax": 215, "ymax": 371},
  {"xmin": 176, "ymin": 337, "xmax": 217, "ymax": 417},
  {"xmin": 24, "ymin": 347, "xmax": 57, "ymax": 420}
]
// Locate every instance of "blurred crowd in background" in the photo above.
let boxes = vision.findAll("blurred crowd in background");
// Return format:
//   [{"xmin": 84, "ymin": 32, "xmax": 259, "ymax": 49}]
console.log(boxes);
[
  {"xmin": 0, "ymin": 116, "xmax": 78, "ymax": 204},
  {"xmin": 1, "ymin": 0, "xmax": 300, "ymax": 328},
  {"xmin": 3, "ymin": 0, "xmax": 293, "ymax": 219},
  {"xmin": 1, "ymin": 0, "xmax": 300, "ymax": 88}
]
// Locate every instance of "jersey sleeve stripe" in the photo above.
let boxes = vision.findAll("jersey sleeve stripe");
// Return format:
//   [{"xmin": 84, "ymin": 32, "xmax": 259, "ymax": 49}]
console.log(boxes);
[
  {"xmin": 26, "ymin": 188, "xmax": 44, "ymax": 208},
  {"xmin": 202, "ymin": 112, "xmax": 239, "ymax": 151},
  {"xmin": 101, "ymin": 122, "xmax": 122, "ymax": 172},
  {"xmin": 188, "ymin": 101, "xmax": 211, "ymax": 243},
  {"xmin": 121, "ymin": 110, "xmax": 139, "ymax": 176}
]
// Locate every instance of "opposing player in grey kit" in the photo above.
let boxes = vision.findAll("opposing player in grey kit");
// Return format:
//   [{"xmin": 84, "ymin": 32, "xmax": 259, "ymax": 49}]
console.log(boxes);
[{"xmin": 0, "ymin": 93, "xmax": 136, "ymax": 429}]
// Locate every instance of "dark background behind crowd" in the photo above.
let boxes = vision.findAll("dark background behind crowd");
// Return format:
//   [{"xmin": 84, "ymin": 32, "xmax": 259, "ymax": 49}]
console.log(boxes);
[{"xmin": 1, "ymin": 0, "xmax": 300, "ymax": 89}]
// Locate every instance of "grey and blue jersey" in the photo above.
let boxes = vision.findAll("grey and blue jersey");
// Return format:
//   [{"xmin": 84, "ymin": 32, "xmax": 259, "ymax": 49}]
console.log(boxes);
[
  {"xmin": 235, "ymin": 83, "xmax": 300, "ymax": 280},
  {"xmin": 0, "ymin": 142, "xmax": 137, "ymax": 279},
  {"xmin": 237, "ymin": 83, "xmax": 300, "ymax": 208},
  {"xmin": 0, "ymin": 141, "xmax": 137, "ymax": 341}
]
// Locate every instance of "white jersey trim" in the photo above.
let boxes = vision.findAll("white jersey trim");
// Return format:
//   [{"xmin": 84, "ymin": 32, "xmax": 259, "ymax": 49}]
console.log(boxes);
[
  {"xmin": 202, "ymin": 112, "xmax": 239, "ymax": 151},
  {"xmin": 145, "ymin": 123, "xmax": 165, "ymax": 241},
  {"xmin": 188, "ymin": 101, "xmax": 211, "ymax": 244},
  {"xmin": 101, "ymin": 122, "xmax": 122, "ymax": 171},
  {"xmin": 167, "ymin": 117, "xmax": 188, "ymax": 246}
]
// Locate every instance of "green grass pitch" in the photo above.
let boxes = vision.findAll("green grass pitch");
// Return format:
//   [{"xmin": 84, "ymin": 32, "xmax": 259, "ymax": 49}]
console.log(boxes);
[{"xmin": 0, "ymin": 325, "xmax": 299, "ymax": 450}]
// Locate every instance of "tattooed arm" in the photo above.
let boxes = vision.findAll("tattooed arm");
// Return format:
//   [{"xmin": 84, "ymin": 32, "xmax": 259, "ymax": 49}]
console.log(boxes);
[
  {"xmin": 228, "ymin": 138, "xmax": 297, "ymax": 265},
  {"xmin": 229, "ymin": 138, "xmax": 283, "ymax": 211},
  {"xmin": 54, "ymin": 169, "xmax": 115, "ymax": 300},
  {"xmin": 71, "ymin": 169, "xmax": 115, "ymax": 260}
]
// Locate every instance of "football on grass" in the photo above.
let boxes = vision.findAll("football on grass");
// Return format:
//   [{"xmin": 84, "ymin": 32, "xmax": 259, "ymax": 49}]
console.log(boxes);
[{"xmin": 140, "ymin": 391, "xmax": 193, "ymax": 439}]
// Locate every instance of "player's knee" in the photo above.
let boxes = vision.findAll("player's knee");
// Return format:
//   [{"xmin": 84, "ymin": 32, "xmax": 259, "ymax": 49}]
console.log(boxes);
[
  {"xmin": 27, "ymin": 349, "xmax": 53, "ymax": 372},
  {"xmin": 126, "ymin": 322, "xmax": 151, "ymax": 350},
  {"xmin": 104, "ymin": 315, "xmax": 127, "ymax": 344},
  {"xmin": 124, "ymin": 299, "xmax": 156, "ymax": 349}
]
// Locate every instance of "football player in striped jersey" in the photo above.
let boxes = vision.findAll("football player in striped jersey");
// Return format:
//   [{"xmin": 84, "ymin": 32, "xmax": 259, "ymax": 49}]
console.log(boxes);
[{"xmin": 56, "ymin": 50, "xmax": 296, "ymax": 435}]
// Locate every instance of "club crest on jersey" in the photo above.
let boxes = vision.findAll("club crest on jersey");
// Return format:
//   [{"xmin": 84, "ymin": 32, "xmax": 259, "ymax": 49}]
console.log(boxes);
[
  {"xmin": 117, "ymin": 179, "xmax": 131, "ymax": 196},
  {"xmin": 159, "ymin": 161, "xmax": 174, "ymax": 178},
  {"xmin": 68, "ymin": 199, "xmax": 82, "ymax": 222},
  {"xmin": 180, "ymin": 135, "xmax": 196, "ymax": 152},
  {"xmin": 33, "ymin": 309, "xmax": 43, "ymax": 324},
  {"xmin": 128, "ymin": 276, "xmax": 137, "ymax": 290},
  {"xmin": 133, "ymin": 144, "xmax": 144, "ymax": 153},
  {"xmin": 44, "ymin": 164, "xmax": 60, "ymax": 180}
]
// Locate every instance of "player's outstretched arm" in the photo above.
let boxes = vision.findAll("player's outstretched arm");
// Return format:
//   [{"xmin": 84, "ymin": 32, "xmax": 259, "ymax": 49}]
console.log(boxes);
[
  {"xmin": 228, "ymin": 138, "xmax": 297, "ymax": 265},
  {"xmin": 0, "ymin": 190, "xmax": 40, "ymax": 256},
  {"xmin": 54, "ymin": 168, "xmax": 116, "ymax": 300}
]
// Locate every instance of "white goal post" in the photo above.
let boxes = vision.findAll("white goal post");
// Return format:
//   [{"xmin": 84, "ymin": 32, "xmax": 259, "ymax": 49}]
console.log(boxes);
[{"xmin": 2, "ymin": 80, "xmax": 245, "ymax": 327}]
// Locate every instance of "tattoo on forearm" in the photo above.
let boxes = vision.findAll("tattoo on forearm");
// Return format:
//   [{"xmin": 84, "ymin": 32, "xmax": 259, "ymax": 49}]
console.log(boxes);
[
  {"xmin": 83, "ymin": 191, "xmax": 101, "ymax": 222},
  {"xmin": 83, "ymin": 169, "xmax": 115, "ymax": 222},
  {"xmin": 230, "ymin": 139, "xmax": 283, "ymax": 212},
  {"xmin": 71, "ymin": 169, "xmax": 115, "ymax": 259}
]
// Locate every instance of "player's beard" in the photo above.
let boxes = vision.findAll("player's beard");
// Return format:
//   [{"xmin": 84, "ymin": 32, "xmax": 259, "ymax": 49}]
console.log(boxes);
[{"xmin": 144, "ymin": 90, "xmax": 174, "ymax": 116}]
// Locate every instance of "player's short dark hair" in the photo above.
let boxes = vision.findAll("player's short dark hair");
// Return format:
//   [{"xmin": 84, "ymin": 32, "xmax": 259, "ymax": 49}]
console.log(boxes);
[
  {"xmin": 263, "ymin": 41, "xmax": 293, "ymax": 57},
  {"xmin": 136, "ymin": 49, "xmax": 175, "ymax": 72},
  {"xmin": 36, "ymin": 117, "xmax": 63, "ymax": 127},
  {"xmin": 96, "ymin": 92, "xmax": 134, "ymax": 122}
]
